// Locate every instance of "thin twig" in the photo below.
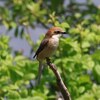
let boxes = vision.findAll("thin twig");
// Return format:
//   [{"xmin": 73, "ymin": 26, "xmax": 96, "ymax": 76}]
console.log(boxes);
[{"xmin": 46, "ymin": 58, "xmax": 71, "ymax": 100}]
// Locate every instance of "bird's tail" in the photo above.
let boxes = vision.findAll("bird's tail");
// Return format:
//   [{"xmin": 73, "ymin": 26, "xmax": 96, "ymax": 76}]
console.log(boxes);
[{"xmin": 36, "ymin": 61, "xmax": 44, "ymax": 85}]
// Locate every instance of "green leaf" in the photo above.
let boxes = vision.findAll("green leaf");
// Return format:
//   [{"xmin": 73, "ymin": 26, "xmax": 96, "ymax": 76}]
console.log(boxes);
[
  {"xmin": 10, "ymin": 21, "xmax": 17, "ymax": 28},
  {"xmin": 14, "ymin": 56, "xmax": 26, "ymax": 62},
  {"xmin": 76, "ymin": 92, "xmax": 94, "ymax": 100},
  {"xmin": 75, "ymin": 13, "xmax": 81, "ymax": 18},
  {"xmin": 77, "ymin": 75, "xmax": 91, "ymax": 85},
  {"xmin": 61, "ymin": 22, "xmax": 70, "ymax": 28},
  {"xmin": 54, "ymin": 21, "xmax": 60, "ymax": 26},
  {"xmin": 24, "ymin": 73, "xmax": 35, "ymax": 80},
  {"xmin": 92, "ymin": 50, "xmax": 100, "ymax": 60},
  {"xmin": 19, "ymin": 88, "xmax": 28, "ymax": 98},
  {"xmin": 82, "ymin": 41, "xmax": 90, "ymax": 49},
  {"xmin": 31, "ymin": 90, "xmax": 47, "ymax": 99},
  {"xmin": 6, "ymin": 91, "xmax": 20, "ymax": 99},
  {"xmin": 93, "ymin": 65, "xmax": 100, "ymax": 83},
  {"xmin": 78, "ymin": 86, "xmax": 85, "ymax": 93},
  {"xmin": 2, "ymin": 20, "xmax": 9, "ymax": 29}
]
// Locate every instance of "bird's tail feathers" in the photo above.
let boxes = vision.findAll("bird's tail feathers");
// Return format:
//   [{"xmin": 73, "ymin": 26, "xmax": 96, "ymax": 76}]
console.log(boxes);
[
  {"xmin": 33, "ymin": 54, "xmax": 36, "ymax": 59},
  {"xmin": 36, "ymin": 61, "xmax": 44, "ymax": 85}
]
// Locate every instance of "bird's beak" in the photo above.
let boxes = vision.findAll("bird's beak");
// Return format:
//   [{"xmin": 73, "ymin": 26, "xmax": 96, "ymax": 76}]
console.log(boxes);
[
  {"xmin": 61, "ymin": 32, "xmax": 67, "ymax": 34},
  {"xmin": 61, "ymin": 31, "xmax": 69, "ymax": 38}
]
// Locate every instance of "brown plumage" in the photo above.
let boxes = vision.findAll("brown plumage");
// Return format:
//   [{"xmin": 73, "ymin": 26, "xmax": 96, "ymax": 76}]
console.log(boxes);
[{"xmin": 33, "ymin": 27, "xmax": 66, "ymax": 84}]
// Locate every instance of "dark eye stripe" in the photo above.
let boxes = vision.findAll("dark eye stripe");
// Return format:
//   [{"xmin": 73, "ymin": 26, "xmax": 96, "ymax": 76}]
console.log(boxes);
[{"xmin": 54, "ymin": 31, "xmax": 60, "ymax": 34}]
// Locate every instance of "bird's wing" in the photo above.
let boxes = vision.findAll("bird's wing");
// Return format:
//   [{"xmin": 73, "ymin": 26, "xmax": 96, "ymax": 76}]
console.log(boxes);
[{"xmin": 33, "ymin": 39, "xmax": 49, "ymax": 58}]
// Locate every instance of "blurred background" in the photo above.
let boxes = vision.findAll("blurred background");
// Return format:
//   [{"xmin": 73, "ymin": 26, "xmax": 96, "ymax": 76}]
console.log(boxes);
[{"xmin": 0, "ymin": 0, "xmax": 100, "ymax": 100}]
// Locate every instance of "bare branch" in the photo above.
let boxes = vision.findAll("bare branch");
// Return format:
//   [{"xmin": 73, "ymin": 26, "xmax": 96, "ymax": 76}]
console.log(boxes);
[{"xmin": 46, "ymin": 58, "xmax": 71, "ymax": 100}]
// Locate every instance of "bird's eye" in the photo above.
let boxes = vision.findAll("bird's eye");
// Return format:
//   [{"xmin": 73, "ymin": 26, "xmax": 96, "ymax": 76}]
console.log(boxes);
[{"xmin": 54, "ymin": 31, "xmax": 60, "ymax": 34}]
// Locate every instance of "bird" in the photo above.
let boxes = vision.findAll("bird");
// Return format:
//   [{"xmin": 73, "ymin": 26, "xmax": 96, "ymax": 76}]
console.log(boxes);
[{"xmin": 33, "ymin": 26, "xmax": 66, "ymax": 84}]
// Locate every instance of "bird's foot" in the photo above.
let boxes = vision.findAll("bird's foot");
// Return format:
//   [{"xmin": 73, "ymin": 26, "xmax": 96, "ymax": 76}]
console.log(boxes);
[{"xmin": 46, "ymin": 57, "xmax": 51, "ymax": 64}]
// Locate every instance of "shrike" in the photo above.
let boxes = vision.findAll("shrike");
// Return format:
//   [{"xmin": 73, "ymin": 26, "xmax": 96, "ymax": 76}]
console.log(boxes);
[{"xmin": 33, "ymin": 27, "xmax": 66, "ymax": 84}]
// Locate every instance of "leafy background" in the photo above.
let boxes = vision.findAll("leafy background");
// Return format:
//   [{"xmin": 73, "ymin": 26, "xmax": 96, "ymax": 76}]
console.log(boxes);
[{"xmin": 0, "ymin": 0, "xmax": 100, "ymax": 100}]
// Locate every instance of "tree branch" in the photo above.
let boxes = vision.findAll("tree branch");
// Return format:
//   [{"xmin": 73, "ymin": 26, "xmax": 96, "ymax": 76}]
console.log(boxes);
[{"xmin": 46, "ymin": 58, "xmax": 71, "ymax": 100}]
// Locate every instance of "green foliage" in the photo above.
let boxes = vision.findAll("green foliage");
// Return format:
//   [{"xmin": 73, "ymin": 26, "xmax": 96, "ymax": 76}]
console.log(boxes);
[
  {"xmin": 0, "ymin": 35, "xmax": 54, "ymax": 99},
  {"xmin": 53, "ymin": 20, "xmax": 100, "ymax": 99},
  {"xmin": 0, "ymin": 0, "xmax": 100, "ymax": 100}
]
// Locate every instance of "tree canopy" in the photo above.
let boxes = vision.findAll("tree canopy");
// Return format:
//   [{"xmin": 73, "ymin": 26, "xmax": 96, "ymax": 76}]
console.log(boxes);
[{"xmin": 0, "ymin": 0, "xmax": 100, "ymax": 100}]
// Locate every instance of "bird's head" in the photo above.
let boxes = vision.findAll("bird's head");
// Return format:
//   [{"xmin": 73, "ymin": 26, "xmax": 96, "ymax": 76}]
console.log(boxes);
[{"xmin": 45, "ymin": 27, "xmax": 66, "ymax": 38}]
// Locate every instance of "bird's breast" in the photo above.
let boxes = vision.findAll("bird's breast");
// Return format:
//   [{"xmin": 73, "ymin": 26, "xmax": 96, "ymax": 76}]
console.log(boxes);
[
  {"xmin": 48, "ymin": 37, "xmax": 59, "ymax": 49},
  {"xmin": 37, "ymin": 37, "xmax": 59, "ymax": 61}
]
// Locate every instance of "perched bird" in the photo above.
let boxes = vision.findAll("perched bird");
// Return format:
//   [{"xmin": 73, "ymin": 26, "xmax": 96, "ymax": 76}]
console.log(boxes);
[{"xmin": 33, "ymin": 27, "xmax": 66, "ymax": 84}]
